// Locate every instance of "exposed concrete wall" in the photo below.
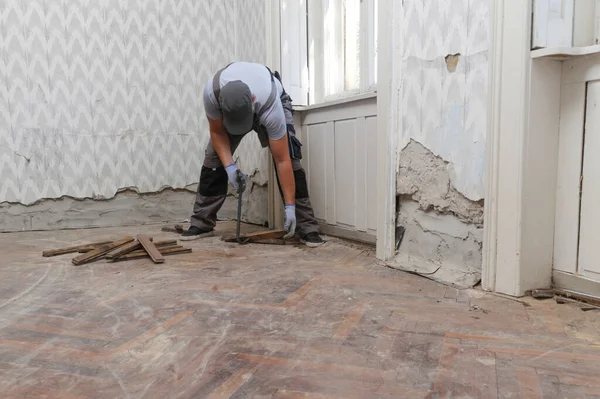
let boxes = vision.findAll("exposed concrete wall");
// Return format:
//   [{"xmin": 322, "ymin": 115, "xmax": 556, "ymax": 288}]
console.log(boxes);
[
  {"xmin": 388, "ymin": 1, "xmax": 489, "ymax": 288},
  {"xmin": 390, "ymin": 141, "xmax": 484, "ymax": 288},
  {"xmin": 0, "ymin": 185, "xmax": 269, "ymax": 233}
]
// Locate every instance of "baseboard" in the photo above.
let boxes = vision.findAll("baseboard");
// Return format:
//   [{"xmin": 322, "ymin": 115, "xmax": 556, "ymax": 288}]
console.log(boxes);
[
  {"xmin": 553, "ymin": 270, "xmax": 600, "ymax": 298},
  {"xmin": 318, "ymin": 223, "xmax": 376, "ymax": 245}
]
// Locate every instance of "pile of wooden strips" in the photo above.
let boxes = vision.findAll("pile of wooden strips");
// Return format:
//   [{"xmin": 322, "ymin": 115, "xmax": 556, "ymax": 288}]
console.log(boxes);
[{"xmin": 42, "ymin": 235, "xmax": 192, "ymax": 266}]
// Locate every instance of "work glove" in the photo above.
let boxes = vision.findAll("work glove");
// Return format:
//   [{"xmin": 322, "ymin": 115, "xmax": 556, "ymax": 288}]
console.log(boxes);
[
  {"xmin": 283, "ymin": 204, "xmax": 296, "ymax": 239},
  {"xmin": 225, "ymin": 163, "xmax": 246, "ymax": 192}
]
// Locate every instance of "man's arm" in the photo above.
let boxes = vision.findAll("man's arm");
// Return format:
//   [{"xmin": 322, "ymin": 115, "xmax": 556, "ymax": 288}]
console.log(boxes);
[
  {"xmin": 269, "ymin": 132, "xmax": 295, "ymax": 206},
  {"xmin": 207, "ymin": 117, "xmax": 233, "ymax": 167}
]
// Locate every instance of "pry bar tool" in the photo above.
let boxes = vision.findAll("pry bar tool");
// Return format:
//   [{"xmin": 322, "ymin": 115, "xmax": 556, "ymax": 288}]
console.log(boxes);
[{"xmin": 235, "ymin": 169, "xmax": 250, "ymax": 244}]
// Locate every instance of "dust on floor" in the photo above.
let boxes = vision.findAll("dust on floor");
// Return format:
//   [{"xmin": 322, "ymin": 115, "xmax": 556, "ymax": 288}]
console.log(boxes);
[{"xmin": 0, "ymin": 222, "xmax": 599, "ymax": 398}]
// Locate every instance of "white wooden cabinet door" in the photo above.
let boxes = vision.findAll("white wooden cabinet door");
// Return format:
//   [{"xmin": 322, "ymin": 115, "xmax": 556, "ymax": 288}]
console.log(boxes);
[
  {"xmin": 280, "ymin": 0, "xmax": 309, "ymax": 105},
  {"xmin": 578, "ymin": 80, "xmax": 600, "ymax": 280},
  {"xmin": 532, "ymin": 0, "xmax": 575, "ymax": 48}
]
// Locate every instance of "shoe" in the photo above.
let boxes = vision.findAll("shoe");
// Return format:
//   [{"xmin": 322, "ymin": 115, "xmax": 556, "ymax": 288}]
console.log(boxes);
[
  {"xmin": 301, "ymin": 232, "xmax": 324, "ymax": 248},
  {"xmin": 179, "ymin": 226, "xmax": 215, "ymax": 241}
]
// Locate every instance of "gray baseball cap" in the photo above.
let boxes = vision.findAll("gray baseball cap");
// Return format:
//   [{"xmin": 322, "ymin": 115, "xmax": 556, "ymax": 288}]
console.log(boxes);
[{"xmin": 220, "ymin": 80, "xmax": 254, "ymax": 135}]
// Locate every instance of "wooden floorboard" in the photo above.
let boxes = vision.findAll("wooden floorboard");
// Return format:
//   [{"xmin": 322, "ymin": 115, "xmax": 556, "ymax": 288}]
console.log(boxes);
[{"xmin": 1, "ymin": 222, "xmax": 599, "ymax": 398}]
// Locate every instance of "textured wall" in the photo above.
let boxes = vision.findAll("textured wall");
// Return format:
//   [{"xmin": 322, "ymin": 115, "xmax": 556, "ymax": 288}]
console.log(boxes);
[
  {"xmin": 390, "ymin": 0, "xmax": 489, "ymax": 288},
  {"xmin": 399, "ymin": 0, "xmax": 489, "ymax": 201},
  {"xmin": 0, "ymin": 0, "xmax": 268, "ymax": 209}
]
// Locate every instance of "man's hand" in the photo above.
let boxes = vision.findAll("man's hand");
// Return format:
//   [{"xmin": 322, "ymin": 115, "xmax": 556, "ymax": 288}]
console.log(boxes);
[
  {"xmin": 283, "ymin": 204, "xmax": 296, "ymax": 239},
  {"xmin": 225, "ymin": 163, "xmax": 247, "ymax": 192}
]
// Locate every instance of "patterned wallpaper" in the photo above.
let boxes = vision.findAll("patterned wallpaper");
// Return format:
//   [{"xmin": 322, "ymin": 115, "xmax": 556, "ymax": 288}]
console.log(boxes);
[
  {"xmin": 0, "ymin": 0, "xmax": 267, "ymax": 205},
  {"xmin": 400, "ymin": 0, "xmax": 489, "ymax": 201}
]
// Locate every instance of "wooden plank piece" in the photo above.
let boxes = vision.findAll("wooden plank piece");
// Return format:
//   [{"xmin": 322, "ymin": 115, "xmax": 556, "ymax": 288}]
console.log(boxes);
[
  {"xmin": 71, "ymin": 237, "xmax": 134, "ymax": 266},
  {"xmin": 114, "ymin": 247, "xmax": 192, "ymax": 262},
  {"xmin": 107, "ymin": 239, "xmax": 177, "ymax": 260},
  {"xmin": 122, "ymin": 245, "xmax": 184, "ymax": 258},
  {"xmin": 43, "ymin": 241, "xmax": 113, "ymax": 257},
  {"xmin": 221, "ymin": 229, "xmax": 286, "ymax": 243},
  {"xmin": 137, "ymin": 235, "xmax": 165, "ymax": 264},
  {"xmin": 162, "ymin": 224, "xmax": 184, "ymax": 233}
]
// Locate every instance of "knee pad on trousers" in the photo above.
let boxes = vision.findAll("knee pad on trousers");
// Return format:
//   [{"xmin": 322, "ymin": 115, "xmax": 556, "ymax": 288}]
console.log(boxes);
[
  {"xmin": 199, "ymin": 166, "xmax": 228, "ymax": 197},
  {"xmin": 294, "ymin": 169, "xmax": 309, "ymax": 199}
]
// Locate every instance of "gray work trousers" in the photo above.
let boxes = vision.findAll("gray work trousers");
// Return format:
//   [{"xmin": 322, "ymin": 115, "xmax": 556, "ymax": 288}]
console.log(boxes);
[{"xmin": 190, "ymin": 92, "xmax": 320, "ymax": 237}]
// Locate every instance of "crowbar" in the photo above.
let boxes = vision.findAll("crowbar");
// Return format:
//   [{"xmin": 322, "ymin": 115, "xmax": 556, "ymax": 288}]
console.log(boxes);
[{"xmin": 235, "ymin": 169, "xmax": 250, "ymax": 244}]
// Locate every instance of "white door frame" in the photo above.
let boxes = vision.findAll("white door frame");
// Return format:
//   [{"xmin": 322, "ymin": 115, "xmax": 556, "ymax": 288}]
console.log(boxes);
[
  {"xmin": 483, "ymin": 0, "xmax": 561, "ymax": 297},
  {"xmin": 266, "ymin": 0, "xmax": 400, "ymax": 256},
  {"xmin": 266, "ymin": 0, "xmax": 284, "ymax": 230},
  {"xmin": 375, "ymin": 0, "xmax": 399, "ymax": 261}
]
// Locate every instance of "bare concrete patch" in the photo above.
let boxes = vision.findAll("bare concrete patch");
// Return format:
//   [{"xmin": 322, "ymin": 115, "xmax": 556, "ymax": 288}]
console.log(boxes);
[
  {"xmin": 393, "ymin": 140, "xmax": 484, "ymax": 288},
  {"xmin": 445, "ymin": 53, "xmax": 460, "ymax": 72},
  {"xmin": 1, "ymin": 184, "xmax": 269, "ymax": 233},
  {"xmin": 397, "ymin": 139, "xmax": 484, "ymax": 224}
]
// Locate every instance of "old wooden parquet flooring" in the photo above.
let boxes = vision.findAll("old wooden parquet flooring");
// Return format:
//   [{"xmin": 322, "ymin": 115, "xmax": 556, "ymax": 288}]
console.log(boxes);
[{"xmin": 1, "ymin": 223, "xmax": 599, "ymax": 399}]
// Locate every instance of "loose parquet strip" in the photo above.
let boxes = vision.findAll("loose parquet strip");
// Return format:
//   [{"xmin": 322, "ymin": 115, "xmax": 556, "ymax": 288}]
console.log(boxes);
[
  {"xmin": 137, "ymin": 235, "xmax": 165, "ymax": 264},
  {"xmin": 42, "ymin": 241, "xmax": 113, "ymax": 257},
  {"xmin": 106, "ymin": 239, "xmax": 177, "ymax": 260},
  {"xmin": 220, "ymin": 229, "xmax": 285, "ymax": 243},
  {"xmin": 113, "ymin": 247, "xmax": 191, "ymax": 262},
  {"xmin": 71, "ymin": 237, "xmax": 134, "ymax": 266}
]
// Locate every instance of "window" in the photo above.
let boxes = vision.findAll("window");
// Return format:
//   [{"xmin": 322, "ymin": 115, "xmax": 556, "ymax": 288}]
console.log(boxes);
[
  {"xmin": 308, "ymin": 0, "xmax": 378, "ymax": 103},
  {"xmin": 279, "ymin": 0, "xmax": 378, "ymax": 106}
]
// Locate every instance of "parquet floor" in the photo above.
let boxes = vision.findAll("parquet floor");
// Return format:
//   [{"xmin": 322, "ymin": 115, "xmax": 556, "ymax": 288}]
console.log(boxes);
[{"xmin": 1, "ymin": 222, "xmax": 599, "ymax": 399}]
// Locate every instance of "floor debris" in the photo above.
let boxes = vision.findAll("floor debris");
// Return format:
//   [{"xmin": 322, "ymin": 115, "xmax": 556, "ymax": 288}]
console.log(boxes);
[
  {"xmin": 43, "ymin": 236, "xmax": 192, "ymax": 266},
  {"xmin": 221, "ymin": 229, "xmax": 286, "ymax": 243},
  {"xmin": 42, "ymin": 241, "xmax": 113, "ymax": 257}
]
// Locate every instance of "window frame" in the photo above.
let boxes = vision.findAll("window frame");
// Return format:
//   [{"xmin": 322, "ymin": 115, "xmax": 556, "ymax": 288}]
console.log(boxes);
[{"xmin": 305, "ymin": 0, "xmax": 378, "ymax": 105}]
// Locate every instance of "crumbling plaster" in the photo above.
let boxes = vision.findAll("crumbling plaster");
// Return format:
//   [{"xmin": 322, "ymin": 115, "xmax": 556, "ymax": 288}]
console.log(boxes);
[
  {"xmin": 399, "ymin": 0, "xmax": 489, "ymax": 201},
  {"xmin": 390, "ymin": 1, "xmax": 489, "ymax": 287}
]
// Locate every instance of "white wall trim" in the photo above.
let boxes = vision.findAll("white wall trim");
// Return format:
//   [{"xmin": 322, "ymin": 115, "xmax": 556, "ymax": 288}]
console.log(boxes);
[
  {"xmin": 375, "ymin": 0, "xmax": 398, "ymax": 261},
  {"xmin": 267, "ymin": 0, "xmax": 284, "ymax": 229},
  {"xmin": 483, "ymin": 0, "xmax": 533, "ymax": 296}
]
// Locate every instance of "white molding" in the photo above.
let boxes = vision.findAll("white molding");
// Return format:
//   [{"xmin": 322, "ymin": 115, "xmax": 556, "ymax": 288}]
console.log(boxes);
[
  {"xmin": 300, "ymin": 97, "xmax": 377, "ymax": 126},
  {"xmin": 561, "ymin": 52, "xmax": 600, "ymax": 83},
  {"xmin": 375, "ymin": 0, "xmax": 397, "ymax": 261},
  {"xmin": 482, "ymin": 0, "xmax": 503, "ymax": 292},
  {"xmin": 531, "ymin": 44, "xmax": 600, "ymax": 59},
  {"xmin": 267, "ymin": 0, "xmax": 284, "ymax": 230},
  {"xmin": 597, "ymin": 0, "xmax": 600, "ymax": 44},
  {"xmin": 265, "ymin": 0, "xmax": 281, "ymax": 72},
  {"xmin": 483, "ymin": 0, "xmax": 533, "ymax": 296},
  {"xmin": 293, "ymin": 91, "xmax": 377, "ymax": 112},
  {"xmin": 553, "ymin": 271, "xmax": 600, "ymax": 297}
]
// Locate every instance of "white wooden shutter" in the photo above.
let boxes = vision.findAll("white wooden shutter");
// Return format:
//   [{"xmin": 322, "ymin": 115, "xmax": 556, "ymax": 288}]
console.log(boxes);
[
  {"xmin": 532, "ymin": 0, "xmax": 575, "ymax": 49},
  {"xmin": 280, "ymin": 0, "xmax": 309, "ymax": 105}
]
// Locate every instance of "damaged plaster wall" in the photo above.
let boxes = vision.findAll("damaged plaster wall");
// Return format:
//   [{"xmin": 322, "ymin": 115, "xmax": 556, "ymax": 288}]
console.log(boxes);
[
  {"xmin": 389, "ymin": 0, "xmax": 489, "ymax": 288},
  {"xmin": 0, "ymin": 0, "xmax": 269, "ymax": 231}
]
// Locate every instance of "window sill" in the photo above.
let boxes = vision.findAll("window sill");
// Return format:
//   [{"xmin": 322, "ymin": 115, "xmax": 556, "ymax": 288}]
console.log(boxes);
[
  {"xmin": 293, "ymin": 90, "xmax": 377, "ymax": 112},
  {"xmin": 531, "ymin": 44, "xmax": 600, "ymax": 60}
]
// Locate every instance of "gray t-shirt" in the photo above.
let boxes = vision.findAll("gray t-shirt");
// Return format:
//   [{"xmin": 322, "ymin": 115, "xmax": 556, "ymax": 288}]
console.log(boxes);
[{"xmin": 203, "ymin": 62, "xmax": 287, "ymax": 141}]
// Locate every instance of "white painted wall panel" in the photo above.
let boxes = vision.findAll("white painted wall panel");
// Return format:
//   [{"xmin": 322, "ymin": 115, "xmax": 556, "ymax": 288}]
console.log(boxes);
[
  {"xmin": 300, "ymin": 98, "xmax": 377, "ymax": 236},
  {"xmin": 306, "ymin": 124, "xmax": 328, "ymax": 221},
  {"xmin": 554, "ymin": 83, "xmax": 586, "ymax": 274},
  {"xmin": 366, "ymin": 116, "xmax": 378, "ymax": 232},
  {"xmin": 399, "ymin": 0, "xmax": 489, "ymax": 201},
  {"xmin": 334, "ymin": 120, "xmax": 357, "ymax": 227},
  {"xmin": 532, "ymin": 0, "xmax": 575, "ymax": 48},
  {"xmin": 354, "ymin": 117, "xmax": 368, "ymax": 232},
  {"xmin": 0, "ymin": 0, "xmax": 268, "ymax": 205},
  {"xmin": 578, "ymin": 81, "xmax": 600, "ymax": 279}
]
